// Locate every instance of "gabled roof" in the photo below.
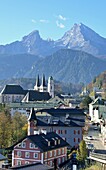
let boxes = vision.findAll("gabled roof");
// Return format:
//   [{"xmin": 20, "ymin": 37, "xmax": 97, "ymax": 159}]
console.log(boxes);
[
  {"xmin": 36, "ymin": 108, "xmax": 85, "ymax": 116},
  {"xmin": 7, "ymin": 132, "xmax": 69, "ymax": 152},
  {"xmin": 0, "ymin": 84, "xmax": 26, "ymax": 95},
  {"xmin": 28, "ymin": 132, "xmax": 69, "ymax": 152},
  {"xmin": 23, "ymin": 90, "xmax": 51, "ymax": 101},
  {"xmin": 48, "ymin": 95, "xmax": 65, "ymax": 104}
]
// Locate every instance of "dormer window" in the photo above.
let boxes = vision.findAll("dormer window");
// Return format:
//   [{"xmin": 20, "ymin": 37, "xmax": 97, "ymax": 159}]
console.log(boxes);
[
  {"xmin": 66, "ymin": 114, "xmax": 69, "ymax": 118},
  {"xmin": 18, "ymin": 143, "xmax": 21, "ymax": 148},
  {"xmin": 22, "ymin": 142, "xmax": 26, "ymax": 148},
  {"xmin": 52, "ymin": 120, "xmax": 58, "ymax": 124},
  {"xmin": 30, "ymin": 143, "xmax": 34, "ymax": 148},
  {"xmin": 34, "ymin": 144, "xmax": 38, "ymax": 148}
]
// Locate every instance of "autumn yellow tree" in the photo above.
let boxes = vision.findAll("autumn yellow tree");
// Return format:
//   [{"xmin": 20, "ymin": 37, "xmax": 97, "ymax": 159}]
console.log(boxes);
[
  {"xmin": 0, "ymin": 112, "xmax": 12, "ymax": 148},
  {"xmin": 11, "ymin": 112, "xmax": 27, "ymax": 143},
  {"xmin": 0, "ymin": 111, "xmax": 27, "ymax": 148}
]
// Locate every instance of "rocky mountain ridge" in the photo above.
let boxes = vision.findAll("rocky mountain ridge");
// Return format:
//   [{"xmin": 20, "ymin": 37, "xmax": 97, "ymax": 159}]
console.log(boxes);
[{"xmin": 0, "ymin": 23, "xmax": 106, "ymax": 57}]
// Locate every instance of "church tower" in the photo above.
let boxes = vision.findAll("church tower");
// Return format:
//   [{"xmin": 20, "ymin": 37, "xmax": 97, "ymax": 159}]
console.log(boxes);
[
  {"xmin": 28, "ymin": 108, "xmax": 37, "ymax": 135},
  {"xmin": 48, "ymin": 76, "xmax": 54, "ymax": 98},
  {"xmin": 34, "ymin": 75, "xmax": 40, "ymax": 91}
]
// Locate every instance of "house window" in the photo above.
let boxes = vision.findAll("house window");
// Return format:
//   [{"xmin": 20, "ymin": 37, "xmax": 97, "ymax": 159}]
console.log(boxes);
[
  {"xmin": 25, "ymin": 152, "xmax": 30, "ymax": 158},
  {"xmin": 54, "ymin": 150, "xmax": 56, "ymax": 156},
  {"xmin": 62, "ymin": 157, "xmax": 64, "ymax": 163},
  {"xmin": 64, "ymin": 130, "xmax": 67, "ymax": 134},
  {"xmin": 49, "ymin": 151, "xmax": 52, "ymax": 157},
  {"xmin": 78, "ymin": 130, "xmax": 80, "ymax": 134},
  {"xmin": 34, "ymin": 153, "xmax": 38, "ymax": 158},
  {"xmin": 17, "ymin": 151, "xmax": 21, "ymax": 157},
  {"xmin": 74, "ymin": 130, "xmax": 76, "ymax": 134},
  {"xmin": 58, "ymin": 130, "xmax": 60, "ymax": 134},
  {"xmin": 30, "ymin": 143, "xmax": 34, "ymax": 148},
  {"xmin": 22, "ymin": 142, "xmax": 26, "ymax": 148},
  {"xmin": 50, "ymin": 161, "xmax": 52, "ymax": 166},
  {"xmin": 62, "ymin": 148, "xmax": 64, "ymax": 154},
  {"xmin": 58, "ymin": 149, "xmax": 60, "ymax": 155},
  {"xmin": 12, "ymin": 96, "xmax": 14, "ymax": 102},
  {"xmin": 78, "ymin": 138, "xmax": 80, "ymax": 142},
  {"xmin": 54, "ymin": 130, "xmax": 56, "ymax": 133},
  {"xmin": 61, "ymin": 130, "xmax": 62, "ymax": 134},
  {"xmin": 45, "ymin": 152, "xmax": 47, "ymax": 158},
  {"xmin": 25, "ymin": 161, "xmax": 29, "ymax": 165},
  {"xmin": 58, "ymin": 158, "xmax": 61, "ymax": 164},
  {"xmin": 74, "ymin": 138, "xmax": 76, "ymax": 142},
  {"xmin": 17, "ymin": 160, "xmax": 21, "ymax": 166}
]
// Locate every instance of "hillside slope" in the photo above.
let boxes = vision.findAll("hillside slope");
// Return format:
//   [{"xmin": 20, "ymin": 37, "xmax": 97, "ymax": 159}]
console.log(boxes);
[{"xmin": 24, "ymin": 49, "xmax": 106, "ymax": 84}]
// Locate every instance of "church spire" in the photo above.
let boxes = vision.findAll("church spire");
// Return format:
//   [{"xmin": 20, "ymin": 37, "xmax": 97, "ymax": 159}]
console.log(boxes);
[
  {"xmin": 40, "ymin": 74, "xmax": 47, "ymax": 92},
  {"xmin": 36, "ymin": 74, "xmax": 40, "ymax": 87},
  {"xmin": 34, "ymin": 75, "xmax": 40, "ymax": 91},
  {"xmin": 41, "ymin": 74, "xmax": 46, "ymax": 87},
  {"xmin": 28, "ymin": 108, "xmax": 37, "ymax": 121}
]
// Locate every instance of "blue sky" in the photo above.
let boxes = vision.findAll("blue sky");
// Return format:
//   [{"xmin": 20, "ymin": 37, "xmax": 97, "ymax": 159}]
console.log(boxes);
[{"xmin": 0, "ymin": 0, "xmax": 106, "ymax": 44}]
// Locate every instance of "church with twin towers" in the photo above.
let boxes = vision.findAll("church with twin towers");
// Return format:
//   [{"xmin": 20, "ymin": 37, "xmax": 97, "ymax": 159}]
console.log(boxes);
[{"xmin": 34, "ymin": 74, "xmax": 54, "ymax": 98}]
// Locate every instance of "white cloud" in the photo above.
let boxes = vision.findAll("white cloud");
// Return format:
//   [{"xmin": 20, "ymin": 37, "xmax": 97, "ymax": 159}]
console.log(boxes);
[
  {"xmin": 39, "ymin": 19, "xmax": 49, "ymax": 23},
  {"xmin": 58, "ymin": 14, "xmax": 67, "ymax": 21},
  {"xmin": 31, "ymin": 19, "xmax": 36, "ymax": 23},
  {"xmin": 56, "ymin": 20, "xmax": 65, "ymax": 28}
]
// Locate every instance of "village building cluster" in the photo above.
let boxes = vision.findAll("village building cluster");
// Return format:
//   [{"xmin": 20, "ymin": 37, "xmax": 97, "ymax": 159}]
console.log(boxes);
[{"xmin": 0, "ymin": 75, "xmax": 106, "ymax": 169}]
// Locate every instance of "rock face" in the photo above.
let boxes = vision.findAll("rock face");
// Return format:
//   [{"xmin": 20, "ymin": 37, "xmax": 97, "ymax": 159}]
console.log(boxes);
[
  {"xmin": 0, "ymin": 23, "xmax": 106, "ymax": 57},
  {"xmin": 0, "ymin": 30, "xmax": 56, "ymax": 57},
  {"xmin": 55, "ymin": 23, "xmax": 106, "ymax": 57}
]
